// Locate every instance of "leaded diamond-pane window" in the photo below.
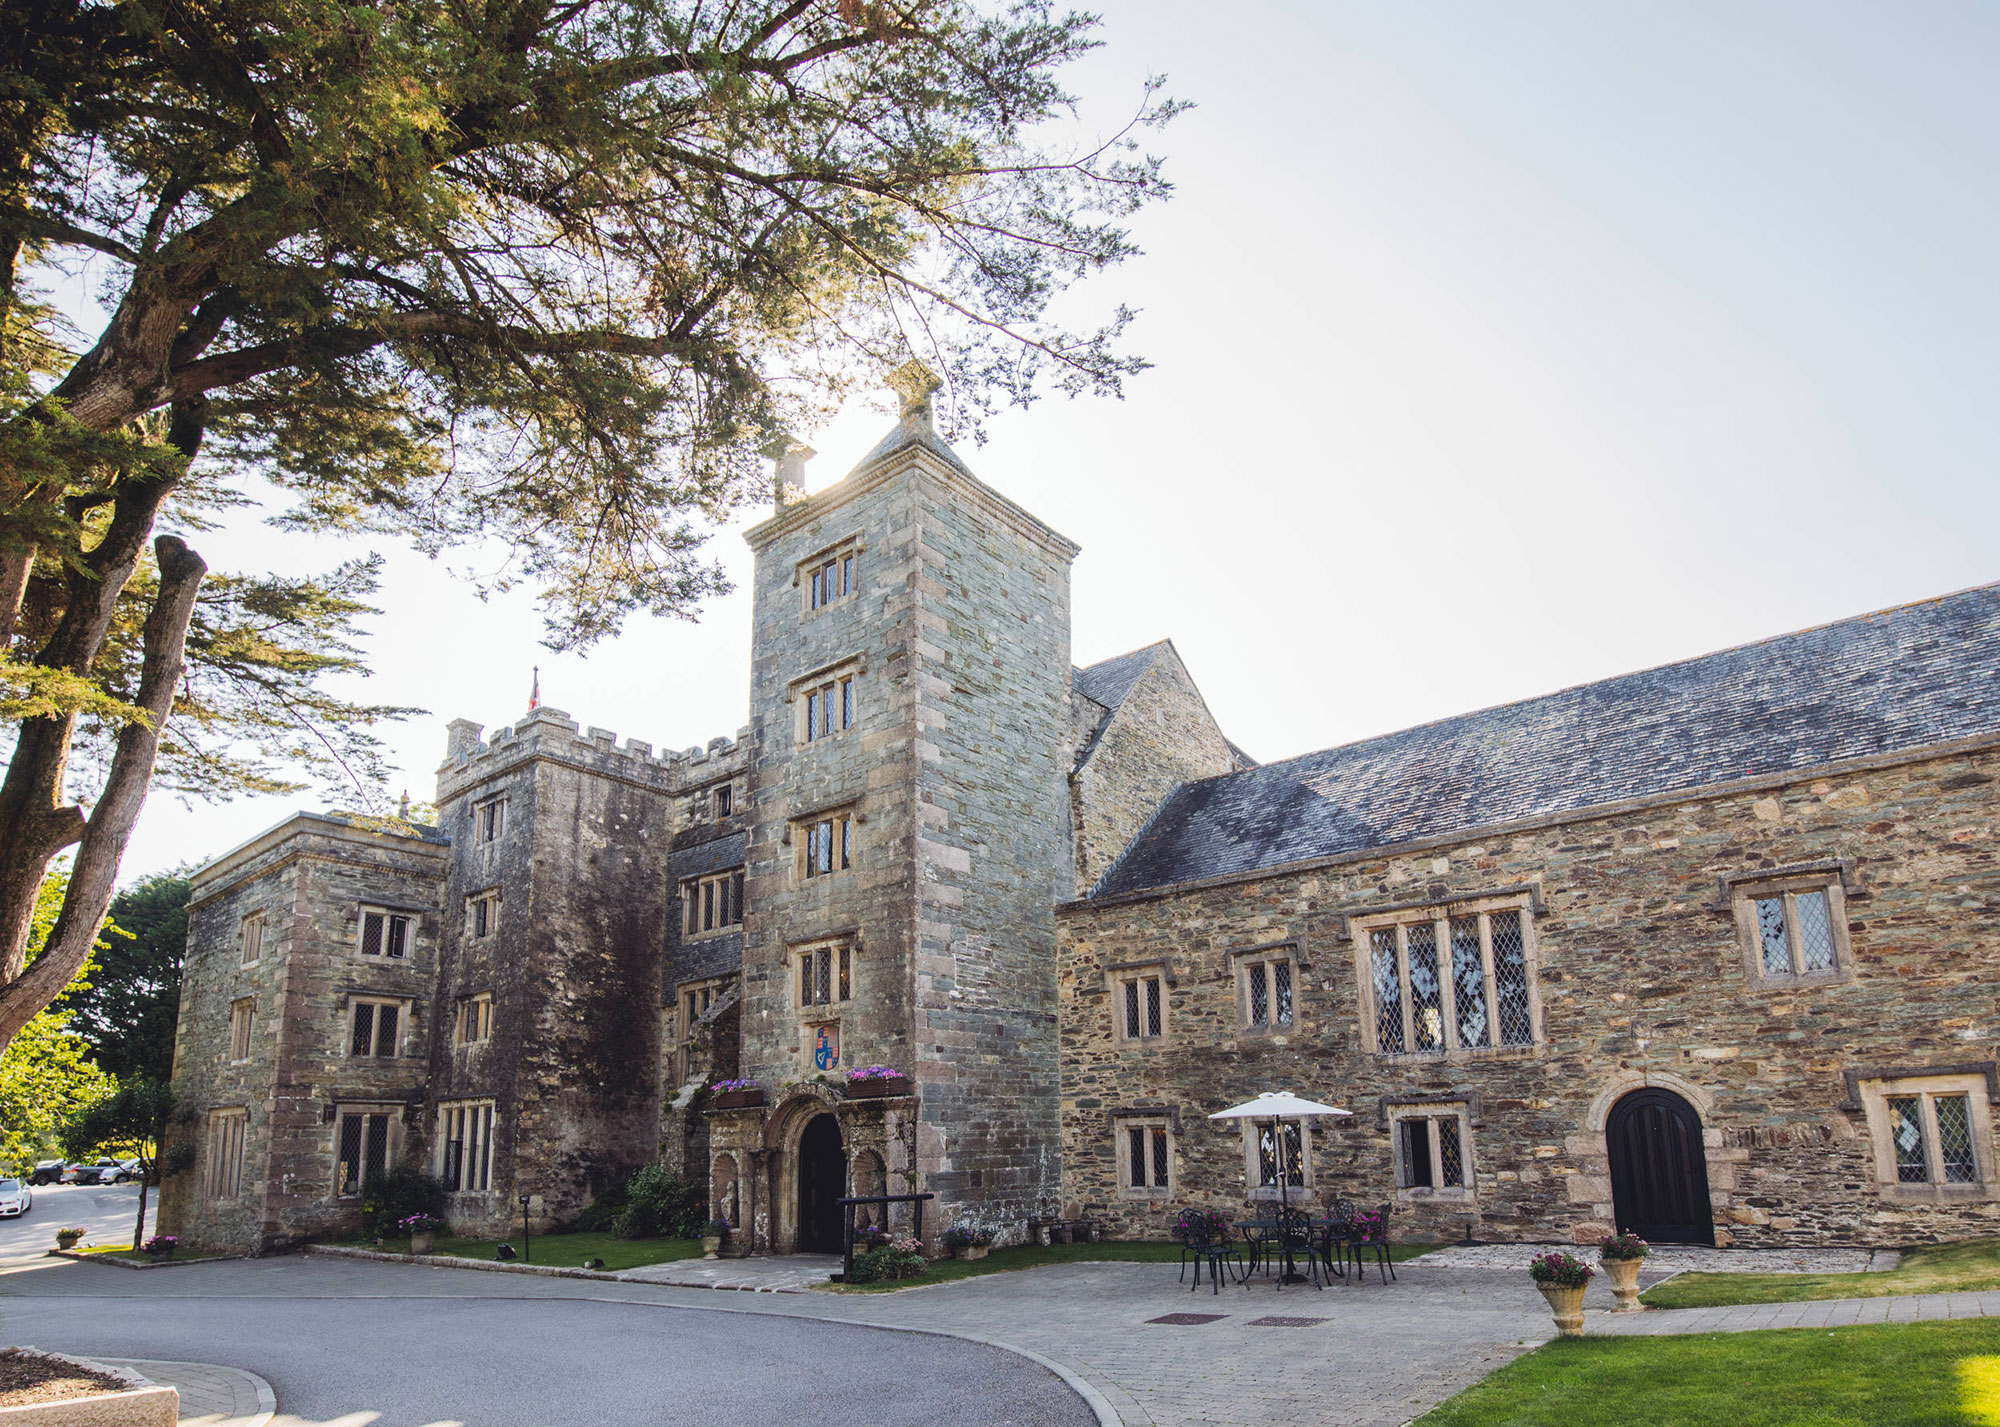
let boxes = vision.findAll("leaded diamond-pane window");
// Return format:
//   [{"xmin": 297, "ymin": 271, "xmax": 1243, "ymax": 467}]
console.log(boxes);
[
  {"xmin": 1257, "ymin": 1123, "xmax": 1304, "ymax": 1188},
  {"xmin": 1935, "ymin": 1095, "xmax": 1977, "ymax": 1184},
  {"xmin": 1450, "ymin": 917, "xmax": 1488, "ymax": 1049},
  {"xmin": 1742, "ymin": 881, "xmax": 1845, "ymax": 982},
  {"xmin": 1407, "ymin": 922, "xmax": 1442, "ymax": 1052},
  {"xmin": 1795, "ymin": 891, "xmax": 1836, "ymax": 973},
  {"xmin": 1117, "ymin": 973, "xmax": 1164, "ymax": 1042},
  {"xmin": 1239, "ymin": 953, "xmax": 1296, "ymax": 1030},
  {"xmin": 1368, "ymin": 905, "xmax": 1538, "ymax": 1057},
  {"xmin": 1888, "ymin": 1095, "xmax": 1928, "ymax": 1183},
  {"xmin": 1491, "ymin": 912, "xmax": 1534, "ymax": 1047},
  {"xmin": 1756, "ymin": 897, "xmax": 1790, "ymax": 976},
  {"xmin": 1438, "ymin": 1119, "xmax": 1464, "ymax": 1186},
  {"xmin": 1371, "ymin": 931, "xmax": 1404, "ymax": 1053}
]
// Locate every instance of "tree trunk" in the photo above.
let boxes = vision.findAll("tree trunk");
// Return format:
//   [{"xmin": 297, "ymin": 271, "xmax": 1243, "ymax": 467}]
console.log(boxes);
[
  {"xmin": 0, "ymin": 533, "xmax": 206, "ymax": 1048},
  {"xmin": 132, "ymin": 1168, "xmax": 150, "ymax": 1252}
]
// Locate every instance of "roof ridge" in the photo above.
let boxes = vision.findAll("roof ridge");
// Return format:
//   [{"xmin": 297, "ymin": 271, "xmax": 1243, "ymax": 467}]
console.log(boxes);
[{"xmin": 1203, "ymin": 581, "xmax": 2000, "ymax": 787}]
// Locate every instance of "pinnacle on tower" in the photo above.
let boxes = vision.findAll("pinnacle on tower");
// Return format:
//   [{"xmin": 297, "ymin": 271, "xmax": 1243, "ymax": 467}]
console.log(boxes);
[
  {"xmin": 887, "ymin": 358, "xmax": 943, "ymax": 431},
  {"xmin": 763, "ymin": 433, "xmax": 816, "ymax": 509}
]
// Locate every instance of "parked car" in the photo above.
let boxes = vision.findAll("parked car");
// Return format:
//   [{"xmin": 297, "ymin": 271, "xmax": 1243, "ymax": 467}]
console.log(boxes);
[
  {"xmin": 0, "ymin": 1179, "xmax": 32, "ymax": 1216},
  {"xmin": 28, "ymin": 1161, "xmax": 62, "ymax": 1186},
  {"xmin": 58, "ymin": 1163, "xmax": 91, "ymax": 1184}
]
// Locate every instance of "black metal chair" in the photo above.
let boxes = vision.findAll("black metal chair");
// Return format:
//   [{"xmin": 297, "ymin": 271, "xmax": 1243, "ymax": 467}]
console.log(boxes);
[
  {"xmin": 1317, "ymin": 1197, "xmax": 1357, "ymax": 1282},
  {"xmin": 1275, "ymin": 1207, "xmax": 1324, "ymax": 1290},
  {"xmin": 1179, "ymin": 1220, "xmax": 1241, "ymax": 1294},
  {"xmin": 1340, "ymin": 1202, "xmax": 1396, "ymax": 1285},
  {"xmin": 1237, "ymin": 1204, "xmax": 1282, "ymax": 1282}
]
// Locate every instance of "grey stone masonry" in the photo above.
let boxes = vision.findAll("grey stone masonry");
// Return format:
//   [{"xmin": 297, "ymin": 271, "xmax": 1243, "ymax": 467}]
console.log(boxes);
[
  {"xmin": 161, "ymin": 813, "xmax": 448, "ymax": 1252},
  {"xmin": 722, "ymin": 368, "xmax": 1082, "ymax": 1252},
  {"xmin": 430, "ymin": 706, "xmax": 695, "ymax": 1233}
]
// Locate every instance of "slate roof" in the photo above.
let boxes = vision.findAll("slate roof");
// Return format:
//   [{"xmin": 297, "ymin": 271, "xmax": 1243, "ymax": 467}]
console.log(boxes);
[
  {"xmin": 1091, "ymin": 585, "xmax": 2000, "ymax": 900},
  {"xmin": 1074, "ymin": 643, "xmax": 1167, "ymax": 714}
]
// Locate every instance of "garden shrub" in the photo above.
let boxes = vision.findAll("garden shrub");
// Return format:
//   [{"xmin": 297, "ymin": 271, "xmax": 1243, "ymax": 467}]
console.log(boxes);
[
  {"xmin": 613, "ymin": 1163, "xmax": 706, "ymax": 1239},
  {"xmin": 360, "ymin": 1167, "xmax": 447, "ymax": 1237},
  {"xmin": 846, "ymin": 1238, "xmax": 927, "ymax": 1283}
]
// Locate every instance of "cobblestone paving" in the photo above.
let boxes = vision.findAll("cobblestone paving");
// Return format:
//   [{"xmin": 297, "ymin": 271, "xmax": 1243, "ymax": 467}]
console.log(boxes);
[
  {"xmin": 758, "ymin": 1260, "xmax": 1567, "ymax": 1427},
  {"xmin": 1417, "ymin": 1243, "xmax": 1898, "ymax": 1274}
]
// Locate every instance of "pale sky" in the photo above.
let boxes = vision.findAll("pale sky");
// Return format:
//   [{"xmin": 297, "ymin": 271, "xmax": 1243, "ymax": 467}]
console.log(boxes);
[{"xmin": 75, "ymin": 0, "xmax": 2000, "ymax": 882}]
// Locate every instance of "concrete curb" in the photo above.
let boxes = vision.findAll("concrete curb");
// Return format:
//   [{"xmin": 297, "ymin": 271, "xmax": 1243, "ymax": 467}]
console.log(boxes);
[
  {"xmin": 302, "ymin": 1243, "xmax": 811, "ymax": 1293},
  {"xmin": 100, "ymin": 1361, "xmax": 275, "ymax": 1427},
  {"xmin": 46, "ymin": 1251, "xmax": 237, "ymax": 1271}
]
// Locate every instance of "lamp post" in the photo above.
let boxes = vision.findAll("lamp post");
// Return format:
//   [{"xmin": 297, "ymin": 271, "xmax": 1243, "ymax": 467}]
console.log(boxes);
[{"xmin": 519, "ymin": 1193, "xmax": 532, "ymax": 1264}]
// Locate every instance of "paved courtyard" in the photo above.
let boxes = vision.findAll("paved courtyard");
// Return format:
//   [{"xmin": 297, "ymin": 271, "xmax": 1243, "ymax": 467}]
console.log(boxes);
[{"xmin": 3, "ymin": 1237, "xmax": 1987, "ymax": 1427}]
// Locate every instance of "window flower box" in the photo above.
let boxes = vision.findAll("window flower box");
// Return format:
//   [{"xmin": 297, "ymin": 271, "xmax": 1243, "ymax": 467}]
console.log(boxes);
[
  {"xmin": 844, "ymin": 1066, "xmax": 911, "ymax": 1099},
  {"xmin": 709, "ymin": 1080, "xmax": 765, "ymax": 1110}
]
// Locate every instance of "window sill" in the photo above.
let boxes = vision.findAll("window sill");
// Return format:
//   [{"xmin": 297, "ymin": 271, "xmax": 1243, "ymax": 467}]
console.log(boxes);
[
  {"xmin": 1749, "ymin": 970, "xmax": 1853, "ymax": 991},
  {"xmin": 1116, "ymin": 1189, "xmax": 1174, "ymax": 1201},
  {"xmin": 1115, "ymin": 1036, "xmax": 1166, "ymax": 1049},
  {"xmin": 1396, "ymin": 1186, "xmax": 1475, "ymax": 1204},
  {"xmin": 1247, "ymin": 1187, "xmax": 1311, "ymax": 1201},
  {"xmin": 1877, "ymin": 1182, "xmax": 1999, "ymax": 1204},
  {"xmin": 683, "ymin": 927, "xmax": 744, "ymax": 942},
  {"xmin": 1372, "ymin": 1043, "xmax": 1542, "ymax": 1066}
]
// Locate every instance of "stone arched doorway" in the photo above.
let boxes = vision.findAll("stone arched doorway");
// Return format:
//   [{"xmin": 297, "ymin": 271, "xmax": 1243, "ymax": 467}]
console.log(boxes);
[
  {"xmin": 797, "ymin": 1113, "xmax": 847, "ymax": 1253},
  {"xmin": 1607, "ymin": 1087, "xmax": 1713, "ymax": 1244}
]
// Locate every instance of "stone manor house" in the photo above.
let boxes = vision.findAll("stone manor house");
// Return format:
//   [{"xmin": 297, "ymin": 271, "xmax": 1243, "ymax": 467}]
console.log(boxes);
[{"xmin": 160, "ymin": 368, "xmax": 2000, "ymax": 1255}]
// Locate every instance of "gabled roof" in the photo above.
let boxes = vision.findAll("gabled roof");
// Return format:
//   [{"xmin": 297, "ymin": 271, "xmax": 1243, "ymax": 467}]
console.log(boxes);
[
  {"xmin": 1074, "ymin": 642, "xmax": 1169, "ymax": 714},
  {"xmin": 1090, "ymin": 584, "xmax": 2000, "ymax": 900}
]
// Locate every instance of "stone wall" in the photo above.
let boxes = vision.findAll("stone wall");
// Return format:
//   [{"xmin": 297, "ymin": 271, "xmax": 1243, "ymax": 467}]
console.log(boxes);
[
  {"xmin": 1057, "ymin": 745, "xmax": 2000, "ymax": 1247},
  {"xmin": 1071, "ymin": 644, "xmax": 1239, "ymax": 894},
  {"xmin": 430, "ymin": 707, "xmax": 685, "ymax": 1232},
  {"xmin": 160, "ymin": 815, "xmax": 447, "ymax": 1252}
]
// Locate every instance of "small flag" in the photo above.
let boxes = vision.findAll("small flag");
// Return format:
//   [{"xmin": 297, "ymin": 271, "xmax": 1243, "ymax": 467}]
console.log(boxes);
[{"xmin": 528, "ymin": 666, "xmax": 540, "ymax": 711}]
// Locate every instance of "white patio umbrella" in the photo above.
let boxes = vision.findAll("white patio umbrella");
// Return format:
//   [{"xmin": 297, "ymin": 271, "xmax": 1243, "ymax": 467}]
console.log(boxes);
[{"xmin": 1208, "ymin": 1091, "xmax": 1353, "ymax": 1221}]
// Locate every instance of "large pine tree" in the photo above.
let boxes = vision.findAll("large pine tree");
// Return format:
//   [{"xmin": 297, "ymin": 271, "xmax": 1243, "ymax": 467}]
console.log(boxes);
[{"xmin": 0, "ymin": 0, "xmax": 1179, "ymax": 1049}]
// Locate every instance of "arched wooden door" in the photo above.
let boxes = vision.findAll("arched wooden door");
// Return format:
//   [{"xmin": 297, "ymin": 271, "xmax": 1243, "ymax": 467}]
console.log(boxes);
[
  {"xmin": 796, "ymin": 1113, "xmax": 846, "ymax": 1253},
  {"xmin": 1606, "ymin": 1088, "xmax": 1713, "ymax": 1244}
]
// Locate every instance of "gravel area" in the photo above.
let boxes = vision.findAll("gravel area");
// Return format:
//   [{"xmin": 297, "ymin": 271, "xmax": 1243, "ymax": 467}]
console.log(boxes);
[
  {"xmin": 0, "ymin": 1348, "xmax": 130, "ymax": 1407},
  {"xmin": 1414, "ymin": 1242, "xmax": 1899, "ymax": 1274}
]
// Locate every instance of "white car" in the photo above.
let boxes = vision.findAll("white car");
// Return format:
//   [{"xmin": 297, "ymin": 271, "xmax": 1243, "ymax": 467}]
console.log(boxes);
[{"xmin": 0, "ymin": 1178, "xmax": 32, "ymax": 1217}]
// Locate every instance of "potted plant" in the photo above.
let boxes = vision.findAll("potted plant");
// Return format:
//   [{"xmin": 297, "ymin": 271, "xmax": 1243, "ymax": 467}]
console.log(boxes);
[
  {"xmin": 944, "ymin": 1226, "xmax": 994, "ymax": 1261},
  {"xmin": 399, "ymin": 1213, "xmax": 444, "ymax": 1255},
  {"xmin": 708, "ymin": 1078, "xmax": 765, "ymax": 1110},
  {"xmin": 1528, "ymin": 1251, "xmax": 1594, "ymax": 1336},
  {"xmin": 54, "ymin": 1226, "xmax": 86, "ymax": 1252},
  {"xmin": 702, "ymin": 1219, "xmax": 730, "ymax": 1260},
  {"xmin": 1597, "ymin": 1233, "xmax": 1649, "ymax": 1311},
  {"xmin": 844, "ymin": 1065, "xmax": 912, "ymax": 1099},
  {"xmin": 142, "ymin": 1234, "xmax": 178, "ymax": 1262}
]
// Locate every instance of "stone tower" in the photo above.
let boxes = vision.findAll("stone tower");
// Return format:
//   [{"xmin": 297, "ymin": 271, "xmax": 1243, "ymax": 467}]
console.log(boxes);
[
  {"xmin": 710, "ymin": 364, "xmax": 1080, "ymax": 1252},
  {"xmin": 428, "ymin": 705, "xmax": 680, "ymax": 1231}
]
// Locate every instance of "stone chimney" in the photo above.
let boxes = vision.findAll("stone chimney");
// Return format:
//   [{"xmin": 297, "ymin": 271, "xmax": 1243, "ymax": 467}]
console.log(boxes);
[
  {"xmin": 764, "ymin": 435, "xmax": 815, "ymax": 509},
  {"xmin": 444, "ymin": 718, "xmax": 484, "ymax": 760}
]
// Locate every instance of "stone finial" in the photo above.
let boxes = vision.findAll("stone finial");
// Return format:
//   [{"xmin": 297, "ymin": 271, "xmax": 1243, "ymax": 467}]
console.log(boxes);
[
  {"xmin": 887, "ymin": 359, "xmax": 943, "ymax": 430},
  {"xmin": 763, "ymin": 433, "xmax": 815, "ymax": 508}
]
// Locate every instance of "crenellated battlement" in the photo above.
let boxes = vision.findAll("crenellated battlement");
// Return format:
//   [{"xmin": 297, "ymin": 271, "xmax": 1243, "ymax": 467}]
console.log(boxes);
[{"xmin": 436, "ymin": 704, "xmax": 753, "ymax": 805}]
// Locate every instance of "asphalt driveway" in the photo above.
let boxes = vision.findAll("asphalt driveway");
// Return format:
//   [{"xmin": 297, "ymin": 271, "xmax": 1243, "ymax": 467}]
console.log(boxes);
[{"xmin": 0, "ymin": 1254, "xmax": 1095, "ymax": 1427}]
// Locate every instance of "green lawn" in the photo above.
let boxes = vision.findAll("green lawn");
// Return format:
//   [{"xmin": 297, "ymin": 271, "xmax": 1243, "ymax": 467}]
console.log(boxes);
[
  {"xmin": 823, "ymin": 1238, "xmax": 1438, "ymax": 1293},
  {"xmin": 1643, "ymin": 1239, "xmax": 2000, "ymax": 1310},
  {"xmin": 1418, "ymin": 1319, "xmax": 2000, "ymax": 1427},
  {"xmin": 353, "ymin": 1230, "xmax": 704, "ymax": 1272}
]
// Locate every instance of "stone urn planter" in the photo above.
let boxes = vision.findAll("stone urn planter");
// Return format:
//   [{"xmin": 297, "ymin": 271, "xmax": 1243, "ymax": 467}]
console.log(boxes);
[
  {"xmin": 702, "ymin": 1234, "xmax": 723, "ymax": 1260},
  {"xmin": 845, "ymin": 1074, "xmax": 911, "ymax": 1100},
  {"xmin": 409, "ymin": 1231, "xmax": 435, "ymax": 1255},
  {"xmin": 1602, "ymin": 1255, "xmax": 1643, "ymax": 1310},
  {"xmin": 1537, "ymin": 1282, "xmax": 1588, "ymax": 1337},
  {"xmin": 1597, "ymin": 1233, "xmax": 1650, "ymax": 1313},
  {"xmin": 956, "ymin": 1244, "xmax": 989, "ymax": 1261},
  {"xmin": 1528, "ymin": 1251, "xmax": 1594, "ymax": 1339},
  {"xmin": 55, "ymin": 1229, "xmax": 83, "ymax": 1251}
]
